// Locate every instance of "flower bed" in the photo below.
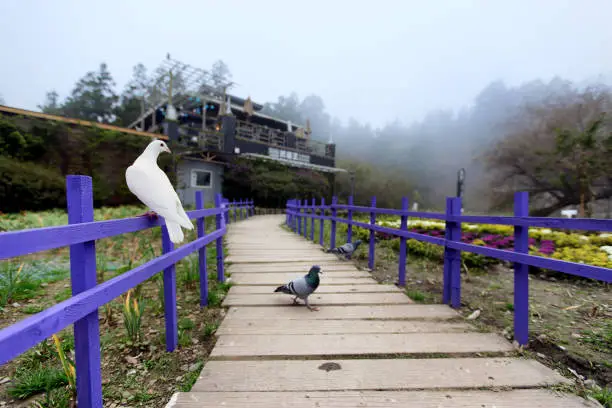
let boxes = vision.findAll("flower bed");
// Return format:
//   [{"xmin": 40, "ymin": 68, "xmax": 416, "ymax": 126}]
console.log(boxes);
[{"xmin": 343, "ymin": 215, "xmax": 612, "ymax": 270}]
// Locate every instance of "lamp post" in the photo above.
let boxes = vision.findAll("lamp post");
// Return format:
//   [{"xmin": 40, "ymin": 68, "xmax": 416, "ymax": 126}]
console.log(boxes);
[
  {"xmin": 349, "ymin": 170, "xmax": 356, "ymax": 200},
  {"xmin": 457, "ymin": 168, "xmax": 465, "ymax": 212}
]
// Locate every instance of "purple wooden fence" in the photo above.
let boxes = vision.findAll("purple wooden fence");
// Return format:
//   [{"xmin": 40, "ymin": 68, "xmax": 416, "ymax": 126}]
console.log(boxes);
[
  {"xmin": 285, "ymin": 193, "xmax": 612, "ymax": 346},
  {"xmin": 0, "ymin": 175, "xmax": 254, "ymax": 408}
]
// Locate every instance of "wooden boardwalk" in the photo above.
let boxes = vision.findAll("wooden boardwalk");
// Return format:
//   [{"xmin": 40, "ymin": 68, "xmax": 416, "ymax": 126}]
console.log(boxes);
[{"xmin": 167, "ymin": 215, "xmax": 595, "ymax": 408}]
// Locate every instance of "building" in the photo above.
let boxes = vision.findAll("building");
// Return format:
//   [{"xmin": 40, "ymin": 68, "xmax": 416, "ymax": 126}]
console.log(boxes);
[{"xmin": 125, "ymin": 59, "xmax": 344, "ymax": 206}]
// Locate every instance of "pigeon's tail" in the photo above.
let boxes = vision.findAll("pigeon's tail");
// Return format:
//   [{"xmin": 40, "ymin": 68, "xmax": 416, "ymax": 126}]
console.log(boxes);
[
  {"xmin": 274, "ymin": 284, "xmax": 293, "ymax": 295},
  {"xmin": 166, "ymin": 221, "xmax": 185, "ymax": 244},
  {"xmin": 326, "ymin": 248, "xmax": 338, "ymax": 254}
]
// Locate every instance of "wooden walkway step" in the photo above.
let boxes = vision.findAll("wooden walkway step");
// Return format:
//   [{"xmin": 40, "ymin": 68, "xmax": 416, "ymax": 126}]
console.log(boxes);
[
  {"xmin": 227, "ymin": 263, "xmax": 360, "ymax": 272},
  {"xmin": 216, "ymin": 319, "xmax": 474, "ymax": 336},
  {"xmin": 191, "ymin": 358, "xmax": 568, "ymax": 392},
  {"xmin": 226, "ymin": 304, "xmax": 461, "ymax": 320},
  {"xmin": 167, "ymin": 215, "xmax": 589, "ymax": 408},
  {"xmin": 168, "ymin": 389, "xmax": 598, "ymax": 408},
  {"xmin": 210, "ymin": 333, "xmax": 514, "ymax": 358},
  {"xmin": 229, "ymin": 274, "xmax": 376, "ymax": 285},
  {"xmin": 222, "ymin": 292, "xmax": 412, "ymax": 306},
  {"xmin": 228, "ymin": 284, "xmax": 401, "ymax": 294}
]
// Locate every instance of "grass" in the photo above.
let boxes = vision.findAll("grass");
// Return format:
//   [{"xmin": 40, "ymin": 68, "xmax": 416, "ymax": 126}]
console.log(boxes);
[
  {"xmin": 0, "ymin": 205, "xmax": 233, "ymax": 407},
  {"xmin": 7, "ymin": 366, "xmax": 67, "ymax": 399}
]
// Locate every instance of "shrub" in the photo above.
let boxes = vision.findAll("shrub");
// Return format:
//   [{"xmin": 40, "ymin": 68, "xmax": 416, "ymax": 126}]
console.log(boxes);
[{"xmin": 0, "ymin": 156, "xmax": 66, "ymax": 213}]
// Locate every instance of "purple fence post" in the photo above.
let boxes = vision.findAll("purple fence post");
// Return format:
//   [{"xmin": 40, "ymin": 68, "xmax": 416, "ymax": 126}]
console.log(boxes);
[
  {"xmin": 398, "ymin": 196, "xmax": 409, "ymax": 286},
  {"xmin": 319, "ymin": 197, "xmax": 325, "ymax": 246},
  {"xmin": 514, "ymin": 192, "xmax": 530, "ymax": 345},
  {"xmin": 286, "ymin": 200, "xmax": 290, "ymax": 225},
  {"xmin": 240, "ymin": 199, "xmax": 244, "ymax": 220},
  {"xmin": 347, "ymin": 195, "xmax": 354, "ymax": 243},
  {"xmin": 195, "ymin": 191, "xmax": 208, "ymax": 307},
  {"xmin": 330, "ymin": 196, "xmax": 338, "ymax": 249},
  {"xmin": 297, "ymin": 199, "xmax": 302, "ymax": 235},
  {"xmin": 443, "ymin": 197, "xmax": 462, "ymax": 308},
  {"xmin": 161, "ymin": 223, "xmax": 178, "ymax": 352},
  {"xmin": 291, "ymin": 198, "xmax": 296, "ymax": 231},
  {"xmin": 368, "ymin": 196, "xmax": 376, "ymax": 270},
  {"xmin": 233, "ymin": 200, "xmax": 237, "ymax": 223},
  {"xmin": 215, "ymin": 193, "xmax": 225, "ymax": 282},
  {"xmin": 303, "ymin": 199, "xmax": 308, "ymax": 238},
  {"xmin": 310, "ymin": 198, "xmax": 315, "ymax": 241},
  {"xmin": 66, "ymin": 175, "xmax": 103, "ymax": 408},
  {"xmin": 223, "ymin": 199, "xmax": 230, "ymax": 224}
]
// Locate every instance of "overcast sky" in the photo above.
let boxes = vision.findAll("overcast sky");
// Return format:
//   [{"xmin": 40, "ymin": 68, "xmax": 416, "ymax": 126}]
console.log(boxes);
[{"xmin": 1, "ymin": 0, "xmax": 611, "ymax": 128}]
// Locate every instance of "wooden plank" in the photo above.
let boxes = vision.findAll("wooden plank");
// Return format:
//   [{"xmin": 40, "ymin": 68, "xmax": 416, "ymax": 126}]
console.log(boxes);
[
  {"xmin": 228, "ymin": 250, "xmax": 330, "ymax": 256},
  {"xmin": 222, "ymin": 292, "xmax": 413, "ymax": 307},
  {"xmin": 216, "ymin": 319, "xmax": 474, "ymax": 335},
  {"xmin": 191, "ymin": 358, "xmax": 569, "ymax": 392},
  {"xmin": 168, "ymin": 389, "xmax": 597, "ymax": 408},
  {"xmin": 230, "ymin": 271, "xmax": 370, "ymax": 280},
  {"xmin": 211, "ymin": 333, "xmax": 513, "ymax": 357},
  {"xmin": 228, "ymin": 284, "xmax": 401, "ymax": 294},
  {"xmin": 226, "ymin": 305, "xmax": 460, "ymax": 320},
  {"xmin": 226, "ymin": 255, "xmax": 340, "ymax": 263},
  {"xmin": 227, "ymin": 264, "xmax": 360, "ymax": 273},
  {"xmin": 229, "ymin": 275, "xmax": 376, "ymax": 286}
]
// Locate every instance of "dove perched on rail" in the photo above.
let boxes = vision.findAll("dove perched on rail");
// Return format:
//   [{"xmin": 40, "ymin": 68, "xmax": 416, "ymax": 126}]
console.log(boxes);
[
  {"xmin": 126, "ymin": 139, "xmax": 194, "ymax": 244},
  {"xmin": 274, "ymin": 265, "xmax": 323, "ymax": 311},
  {"xmin": 326, "ymin": 239, "xmax": 362, "ymax": 259}
]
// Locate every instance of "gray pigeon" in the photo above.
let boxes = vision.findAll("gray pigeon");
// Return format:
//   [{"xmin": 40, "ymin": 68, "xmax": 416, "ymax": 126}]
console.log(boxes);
[
  {"xmin": 326, "ymin": 239, "xmax": 362, "ymax": 259},
  {"xmin": 274, "ymin": 265, "xmax": 323, "ymax": 311}
]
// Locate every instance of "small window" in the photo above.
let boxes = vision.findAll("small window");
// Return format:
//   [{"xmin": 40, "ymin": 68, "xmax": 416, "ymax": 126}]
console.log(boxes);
[{"xmin": 191, "ymin": 169, "xmax": 212, "ymax": 188}]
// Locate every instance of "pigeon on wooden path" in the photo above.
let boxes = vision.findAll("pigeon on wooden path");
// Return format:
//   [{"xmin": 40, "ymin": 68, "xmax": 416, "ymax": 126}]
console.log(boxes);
[
  {"xmin": 274, "ymin": 265, "xmax": 323, "ymax": 311},
  {"xmin": 126, "ymin": 139, "xmax": 194, "ymax": 244},
  {"xmin": 326, "ymin": 239, "xmax": 362, "ymax": 259}
]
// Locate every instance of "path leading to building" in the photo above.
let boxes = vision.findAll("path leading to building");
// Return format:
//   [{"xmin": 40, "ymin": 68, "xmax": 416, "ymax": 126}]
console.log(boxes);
[{"xmin": 167, "ymin": 215, "xmax": 596, "ymax": 408}]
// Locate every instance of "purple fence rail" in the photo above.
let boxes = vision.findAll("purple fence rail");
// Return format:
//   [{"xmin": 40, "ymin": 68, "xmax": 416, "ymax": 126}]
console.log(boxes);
[
  {"xmin": 0, "ymin": 175, "xmax": 254, "ymax": 408},
  {"xmin": 285, "ymin": 193, "xmax": 612, "ymax": 347}
]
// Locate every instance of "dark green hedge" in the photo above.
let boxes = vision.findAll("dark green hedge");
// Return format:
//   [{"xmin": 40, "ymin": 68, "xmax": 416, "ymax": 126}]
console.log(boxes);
[{"xmin": 0, "ymin": 156, "xmax": 66, "ymax": 213}]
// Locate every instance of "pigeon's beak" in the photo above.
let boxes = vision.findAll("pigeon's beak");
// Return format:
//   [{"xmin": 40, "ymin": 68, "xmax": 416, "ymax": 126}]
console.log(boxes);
[{"xmin": 164, "ymin": 146, "xmax": 172, "ymax": 154}]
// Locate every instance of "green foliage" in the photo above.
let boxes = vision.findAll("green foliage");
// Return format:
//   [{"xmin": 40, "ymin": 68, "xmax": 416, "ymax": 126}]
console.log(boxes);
[
  {"xmin": 7, "ymin": 365, "xmax": 68, "ymax": 399},
  {"xmin": 0, "ymin": 262, "xmax": 44, "ymax": 307},
  {"xmin": 61, "ymin": 63, "xmax": 119, "ymax": 123},
  {"xmin": 0, "ymin": 156, "xmax": 66, "ymax": 213},
  {"xmin": 0, "ymin": 113, "xmax": 159, "ymax": 212}
]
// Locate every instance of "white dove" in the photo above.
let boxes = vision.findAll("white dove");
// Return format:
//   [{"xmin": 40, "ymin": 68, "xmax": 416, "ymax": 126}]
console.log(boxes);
[{"xmin": 126, "ymin": 139, "xmax": 194, "ymax": 244}]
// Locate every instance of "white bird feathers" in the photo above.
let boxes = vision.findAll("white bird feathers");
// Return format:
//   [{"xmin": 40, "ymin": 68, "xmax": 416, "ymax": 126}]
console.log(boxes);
[{"xmin": 126, "ymin": 139, "xmax": 194, "ymax": 244}]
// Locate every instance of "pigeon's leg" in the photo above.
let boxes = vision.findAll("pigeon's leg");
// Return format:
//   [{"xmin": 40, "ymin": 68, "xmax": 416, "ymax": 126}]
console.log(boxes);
[
  {"xmin": 304, "ymin": 297, "xmax": 319, "ymax": 312},
  {"xmin": 292, "ymin": 296, "xmax": 299, "ymax": 305},
  {"xmin": 139, "ymin": 210, "xmax": 158, "ymax": 220}
]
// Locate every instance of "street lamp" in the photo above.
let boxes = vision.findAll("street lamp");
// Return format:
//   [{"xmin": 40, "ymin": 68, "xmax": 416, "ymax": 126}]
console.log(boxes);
[
  {"xmin": 456, "ymin": 168, "xmax": 466, "ymax": 197},
  {"xmin": 457, "ymin": 168, "xmax": 466, "ymax": 213},
  {"xmin": 349, "ymin": 170, "xmax": 356, "ymax": 200}
]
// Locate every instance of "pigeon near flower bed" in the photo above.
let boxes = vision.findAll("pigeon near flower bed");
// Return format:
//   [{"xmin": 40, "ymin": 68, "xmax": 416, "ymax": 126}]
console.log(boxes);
[
  {"xmin": 274, "ymin": 265, "xmax": 323, "ymax": 311},
  {"xmin": 326, "ymin": 239, "xmax": 362, "ymax": 259}
]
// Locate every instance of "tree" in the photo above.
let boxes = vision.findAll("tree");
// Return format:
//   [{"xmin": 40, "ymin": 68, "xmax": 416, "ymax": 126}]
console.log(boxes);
[
  {"xmin": 484, "ymin": 86, "xmax": 612, "ymax": 216},
  {"xmin": 115, "ymin": 63, "xmax": 149, "ymax": 126},
  {"xmin": 62, "ymin": 63, "xmax": 119, "ymax": 123},
  {"xmin": 38, "ymin": 90, "xmax": 63, "ymax": 115},
  {"xmin": 210, "ymin": 60, "xmax": 232, "ymax": 90},
  {"xmin": 262, "ymin": 92, "xmax": 304, "ymax": 124}
]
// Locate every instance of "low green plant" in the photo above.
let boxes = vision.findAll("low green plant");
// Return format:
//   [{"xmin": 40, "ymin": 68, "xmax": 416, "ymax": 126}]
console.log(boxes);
[
  {"xmin": 0, "ymin": 262, "xmax": 41, "ymax": 306},
  {"xmin": 7, "ymin": 365, "xmax": 68, "ymax": 399},
  {"xmin": 122, "ymin": 289, "xmax": 144, "ymax": 343}
]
